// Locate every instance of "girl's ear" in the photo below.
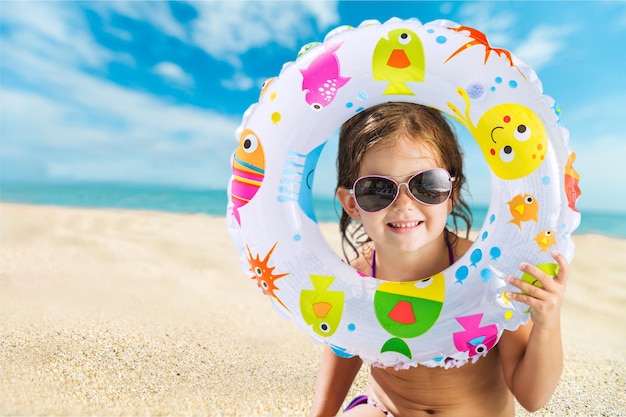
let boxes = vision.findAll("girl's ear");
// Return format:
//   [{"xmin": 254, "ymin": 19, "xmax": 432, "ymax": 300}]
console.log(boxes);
[{"xmin": 336, "ymin": 187, "xmax": 361, "ymax": 221}]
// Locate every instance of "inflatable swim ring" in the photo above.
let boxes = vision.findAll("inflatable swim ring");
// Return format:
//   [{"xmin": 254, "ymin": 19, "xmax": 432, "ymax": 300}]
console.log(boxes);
[{"xmin": 226, "ymin": 17, "xmax": 581, "ymax": 368}]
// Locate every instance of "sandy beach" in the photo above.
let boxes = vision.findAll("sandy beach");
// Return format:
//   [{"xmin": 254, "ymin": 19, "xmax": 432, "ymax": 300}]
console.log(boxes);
[{"xmin": 1, "ymin": 202, "xmax": 624, "ymax": 416}]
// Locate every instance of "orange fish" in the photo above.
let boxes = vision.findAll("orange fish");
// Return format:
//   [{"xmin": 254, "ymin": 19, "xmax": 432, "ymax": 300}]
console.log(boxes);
[
  {"xmin": 534, "ymin": 229, "xmax": 556, "ymax": 252},
  {"xmin": 564, "ymin": 152, "xmax": 581, "ymax": 212},
  {"xmin": 507, "ymin": 193, "xmax": 539, "ymax": 230},
  {"xmin": 231, "ymin": 129, "xmax": 265, "ymax": 225}
]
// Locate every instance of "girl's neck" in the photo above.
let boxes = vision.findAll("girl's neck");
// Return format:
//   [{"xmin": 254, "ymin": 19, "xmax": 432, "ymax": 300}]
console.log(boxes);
[{"xmin": 370, "ymin": 230, "xmax": 454, "ymax": 281}]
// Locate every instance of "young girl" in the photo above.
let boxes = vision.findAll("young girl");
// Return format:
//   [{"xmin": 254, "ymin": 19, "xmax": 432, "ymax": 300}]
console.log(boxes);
[{"xmin": 310, "ymin": 103, "xmax": 569, "ymax": 417}]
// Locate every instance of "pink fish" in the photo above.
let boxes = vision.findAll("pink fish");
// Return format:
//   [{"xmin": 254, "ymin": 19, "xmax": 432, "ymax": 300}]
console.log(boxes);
[
  {"xmin": 300, "ymin": 43, "xmax": 350, "ymax": 110},
  {"xmin": 453, "ymin": 314, "xmax": 498, "ymax": 357}
]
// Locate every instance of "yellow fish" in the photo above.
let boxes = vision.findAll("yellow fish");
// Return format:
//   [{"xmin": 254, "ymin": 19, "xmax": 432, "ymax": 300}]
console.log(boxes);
[
  {"xmin": 372, "ymin": 28, "xmax": 425, "ymax": 95},
  {"xmin": 300, "ymin": 275, "xmax": 345, "ymax": 337},
  {"xmin": 507, "ymin": 193, "xmax": 539, "ymax": 229},
  {"xmin": 534, "ymin": 229, "xmax": 556, "ymax": 252},
  {"xmin": 448, "ymin": 88, "xmax": 548, "ymax": 180}
]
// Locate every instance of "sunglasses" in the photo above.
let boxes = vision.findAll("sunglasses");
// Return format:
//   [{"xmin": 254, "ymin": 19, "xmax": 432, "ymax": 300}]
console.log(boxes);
[{"xmin": 350, "ymin": 168, "xmax": 455, "ymax": 212}]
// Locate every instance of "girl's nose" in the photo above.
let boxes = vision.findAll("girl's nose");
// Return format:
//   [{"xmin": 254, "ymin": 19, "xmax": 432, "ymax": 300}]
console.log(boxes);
[{"xmin": 392, "ymin": 183, "xmax": 417, "ymax": 209}]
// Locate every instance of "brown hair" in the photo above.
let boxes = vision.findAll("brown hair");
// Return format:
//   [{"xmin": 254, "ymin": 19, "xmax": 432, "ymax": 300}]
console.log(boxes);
[{"xmin": 336, "ymin": 102, "xmax": 472, "ymax": 260}]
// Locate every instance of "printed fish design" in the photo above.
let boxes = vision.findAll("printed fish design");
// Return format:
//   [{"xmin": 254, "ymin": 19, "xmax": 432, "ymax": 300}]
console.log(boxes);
[
  {"xmin": 300, "ymin": 43, "xmax": 350, "ymax": 110},
  {"xmin": 564, "ymin": 152, "xmax": 581, "ymax": 212},
  {"xmin": 231, "ymin": 129, "xmax": 265, "ymax": 225},
  {"xmin": 372, "ymin": 28, "xmax": 425, "ymax": 95},
  {"xmin": 507, "ymin": 193, "xmax": 539, "ymax": 230},
  {"xmin": 534, "ymin": 229, "xmax": 557, "ymax": 252},
  {"xmin": 452, "ymin": 313, "xmax": 498, "ymax": 357},
  {"xmin": 448, "ymin": 88, "xmax": 548, "ymax": 180},
  {"xmin": 277, "ymin": 143, "xmax": 325, "ymax": 223},
  {"xmin": 247, "ymin": 243, "xmax": 290, "ymax": 311},
  {"xmin": 374, "ymin": 273, "xmax": 445, "ymax": 359},
  {"xmin": 300, "ymin": 274, "xmax": 345, "ymax": 337}
]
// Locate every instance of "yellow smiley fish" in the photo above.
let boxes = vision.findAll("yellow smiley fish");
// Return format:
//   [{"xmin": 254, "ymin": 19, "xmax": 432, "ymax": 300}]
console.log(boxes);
[
  {"xmin": 534, "ymin": 229, "xmax": 556, "ymax": 252},
  {"xmin": 448, "ymin": 88, "xmax": 548, "ymax": 180}
]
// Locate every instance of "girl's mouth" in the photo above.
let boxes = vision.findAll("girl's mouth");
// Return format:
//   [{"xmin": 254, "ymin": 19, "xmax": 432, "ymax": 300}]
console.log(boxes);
[{"xmin": 388, "ymin": 220, "xmax": 423, "ymax": 229}]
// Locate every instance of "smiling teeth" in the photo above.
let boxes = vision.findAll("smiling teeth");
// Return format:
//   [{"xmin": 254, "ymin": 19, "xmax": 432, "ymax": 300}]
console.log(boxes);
[{"xmin": 389, "ymin": 221, "xmax": 421, "ymax": 228}]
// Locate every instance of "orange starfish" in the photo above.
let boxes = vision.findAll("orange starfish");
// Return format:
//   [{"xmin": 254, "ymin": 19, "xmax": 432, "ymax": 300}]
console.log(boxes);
[
  {"xmin": 445, "ymin": 26, "xmax": 517, "ymax": 68},
  {"xmin": 247, "ymin": 243, "xmax": 290, "ymax": 311}
]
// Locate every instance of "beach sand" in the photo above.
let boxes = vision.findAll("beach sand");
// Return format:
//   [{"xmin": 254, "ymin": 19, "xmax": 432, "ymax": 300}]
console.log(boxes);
[{"xmin": 1, "ymin": 202, "xmax": 624, "ymax": 416}]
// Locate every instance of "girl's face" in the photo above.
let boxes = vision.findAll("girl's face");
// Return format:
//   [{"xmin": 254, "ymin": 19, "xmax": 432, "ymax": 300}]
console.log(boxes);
[{"xmin": 339, "ymin": 135, "xmax": 452, "ymax": 255}]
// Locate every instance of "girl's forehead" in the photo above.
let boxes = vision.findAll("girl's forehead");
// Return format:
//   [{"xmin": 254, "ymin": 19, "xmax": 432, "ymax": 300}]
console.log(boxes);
[{"xmin": 360, "ymin": 136, "xmax": 443, "ymax": 175}]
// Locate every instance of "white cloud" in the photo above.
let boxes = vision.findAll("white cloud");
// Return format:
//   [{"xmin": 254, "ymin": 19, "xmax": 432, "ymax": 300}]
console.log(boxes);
[
  {"xmin": 2, "ymin": 79, "xmax": 238, "ymax": 188},
  {"xmin": 220, "ymin": 71, "xmax": 255, "ymax": 91},
  {"xmin": 189, "ymin": 1, "xmax": 340, "ymax": 66},
  {"xmin": 1, "ymin": 2, "xmax": 113, "ymax": 69},
  {"xmin": 88, "ymin": 1, "xmax": 340, "ymax": 68},
  {"xmin": 514, "ymin": 24, "xmax": 574, "ymax": 71},
  {"xmin": 0, "ymin": 7, "xmax": 238, "ymax": 188},
  {"xmin": 153, "ymin": 61, "xmax": 194, "ymax": 89},
  {"xmin": 456, "ymin": 2, "xmax": 517, "ymax": 46},
  {"xmin": 91, "ymin": 1, "xmax": 187, "ymax": 41}
]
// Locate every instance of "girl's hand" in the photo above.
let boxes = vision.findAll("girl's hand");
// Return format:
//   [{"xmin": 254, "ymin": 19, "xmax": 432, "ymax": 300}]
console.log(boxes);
[{"xmin": 507, "ymin": 251, "xmax": 570, "ymax": 329}]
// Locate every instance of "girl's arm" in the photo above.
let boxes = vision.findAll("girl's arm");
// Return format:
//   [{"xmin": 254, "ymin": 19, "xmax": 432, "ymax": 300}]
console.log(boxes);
[
  {"xmin": 310, "ymin": 345, "xmax": 363, "ymax": 417},
  {"xmin": 499, "ymin": 251, "xmax": 570, "ymax": 412}
]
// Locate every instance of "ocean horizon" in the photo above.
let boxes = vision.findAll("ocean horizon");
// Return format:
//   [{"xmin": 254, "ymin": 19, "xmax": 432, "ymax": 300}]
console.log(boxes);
[{"xmin": 2, "ymin": 181, "xmax": 625, "ymax": 239}]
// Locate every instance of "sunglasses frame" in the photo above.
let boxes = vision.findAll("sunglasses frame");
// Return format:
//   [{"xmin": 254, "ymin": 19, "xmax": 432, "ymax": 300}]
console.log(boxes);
[{"xmin": 349, "ymin": 168, "xmax": 456, "ymax": 213}]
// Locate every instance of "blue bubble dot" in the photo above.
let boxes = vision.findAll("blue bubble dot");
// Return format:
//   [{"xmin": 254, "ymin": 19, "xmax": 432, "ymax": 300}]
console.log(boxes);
[
  {"xmin": 542, "ymin": 176, "xmax": 551, "ymax": 185},
  {"xmin": 347, "ymin": 323, "xmax": 356, "ymax": 332},
  {"xmin": 509, "ymin": 80, "xmax": 518, "ymax": 88},
  {"xmin": 480, "ymin": 269, "xmax": 493, "ymax": 282},
  {"xmin": 436, "ymin": 36, "xmax": 447, "ymax": 44},
  {"xmin": 293, "ymin": 234, "xmax": 301, "ymax": 241},
  {"xmin": 490, "ymin": 214, "xmax": 496, "ymax": 224},
  {"xmin": 346, "ymin": 102, "xmax": 354, "ymax": 108},
  {"xmin": 495, "ymin": 77, "xmax": 503, "ymax": 84},
  {"xmin": 490, "ymin": 246, "xmax": 502, "ymax": 261}
]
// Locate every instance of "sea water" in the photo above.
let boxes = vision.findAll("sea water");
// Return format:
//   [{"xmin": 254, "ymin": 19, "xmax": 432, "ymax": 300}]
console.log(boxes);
[{"xmin": 1, "ymin": 182, "xmax": 625, "ymax": 239}]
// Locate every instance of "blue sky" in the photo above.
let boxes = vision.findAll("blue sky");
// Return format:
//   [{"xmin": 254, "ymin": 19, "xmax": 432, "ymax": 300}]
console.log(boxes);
[{"xmin": 1, "ymin": 1, "xmax": 625, "ymax": 213}]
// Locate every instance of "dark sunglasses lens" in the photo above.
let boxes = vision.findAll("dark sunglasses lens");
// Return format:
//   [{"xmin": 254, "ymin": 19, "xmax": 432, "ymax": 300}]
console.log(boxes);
[
  {"xmin": 354, "ymin": 177, "xmax": 398, "ymax": 212},
  {"xmin": 409, "ymin": 169, "xmax": 452, "ymax": 204}
]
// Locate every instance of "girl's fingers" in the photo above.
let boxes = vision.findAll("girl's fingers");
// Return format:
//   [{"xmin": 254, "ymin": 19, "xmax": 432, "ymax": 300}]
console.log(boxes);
[
  {"xmin": 517, "ymin": 262, "xmax": 556, "ymax": 292},
  {"xmin": 508, "ymin": 276, "xmax": 545, "ymax": 301},
  {"xmin": 551, "ymin": 250, "xmax": 570, "ymax": 287}
]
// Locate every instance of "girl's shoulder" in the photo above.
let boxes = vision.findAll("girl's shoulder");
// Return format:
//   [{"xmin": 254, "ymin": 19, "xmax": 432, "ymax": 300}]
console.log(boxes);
[
  {"xmin": 452, "ymin": 233, "xmax": 474, "ymax": 260},
  {"xmin": 349, "ymin": 241, "xmax": 374, "ymax": 276}
]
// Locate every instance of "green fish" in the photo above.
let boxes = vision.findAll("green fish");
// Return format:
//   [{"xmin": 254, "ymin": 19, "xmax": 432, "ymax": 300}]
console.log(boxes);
[
  {"xmin": 300, "ymin": 274, "xmax": 345, "ymax": 337},
  {"xmin": 372, "ymin": 28, "xmax": 425, "ymax": 95},
  {"xmin": 374, "ymin": 273, "xmax": 445, "ymax": 358}
]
